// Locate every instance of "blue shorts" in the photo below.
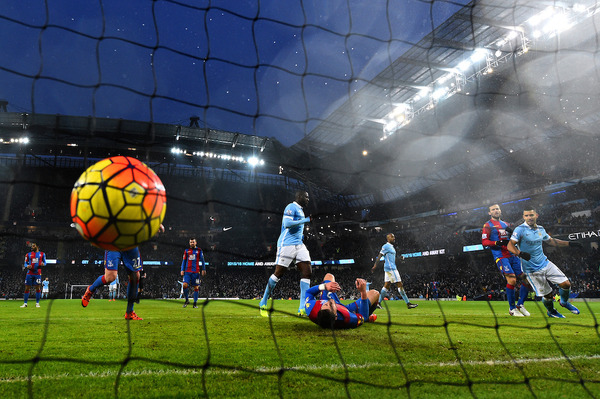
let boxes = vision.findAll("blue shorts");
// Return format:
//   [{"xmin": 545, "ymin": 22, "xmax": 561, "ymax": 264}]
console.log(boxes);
[
  {"xmin": 25, "ymin": 274, "xmax": 42, "ymax": 286},
  {"xmin": 104, "ymin": 248, "xmax": 142, "ymax": 272},
  {"xmin": 496, "ymin": 256, "xmax": 523, "ymax": 276},
  {"xmin": 183, "ymin": 272, "xmax": 201, "ymax": 287},
  {"xmin": 346, "ymin": 299, "xmax": 372, "ymax": 317},
  {"xmin": 320, "ymin": 280, "xmax": 372, "ymax": 317}
]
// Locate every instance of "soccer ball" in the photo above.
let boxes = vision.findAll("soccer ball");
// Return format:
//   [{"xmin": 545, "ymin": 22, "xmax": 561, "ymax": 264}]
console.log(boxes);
[{"xmin": 70, "ymin": 156, "xmax": 167, "ymax": 251}]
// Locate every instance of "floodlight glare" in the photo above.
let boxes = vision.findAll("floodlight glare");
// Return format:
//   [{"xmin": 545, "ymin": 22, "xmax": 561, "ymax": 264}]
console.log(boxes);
[
  {"xmin": 457, "ymin": 60, "xmax": 471, "ymax": 72},
  {"xmin": 470, "ymin": 49, "xmax": 488, "ymax": 62},
  {"xmin": 248, "ymin": 156, "xmax": 259, "ymax": 166}
]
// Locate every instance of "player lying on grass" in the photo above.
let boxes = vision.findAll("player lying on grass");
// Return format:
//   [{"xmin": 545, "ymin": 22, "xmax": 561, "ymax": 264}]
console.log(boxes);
[{"xmin": 304, "ymin": 273, "xmax": 379, "ymax": 329}]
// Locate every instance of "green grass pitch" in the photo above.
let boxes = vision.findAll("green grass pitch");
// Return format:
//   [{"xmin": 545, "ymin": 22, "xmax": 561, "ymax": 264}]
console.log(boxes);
[{"xmin": 1, "ymin": 299, "xmax": 599, "ymax": 398}]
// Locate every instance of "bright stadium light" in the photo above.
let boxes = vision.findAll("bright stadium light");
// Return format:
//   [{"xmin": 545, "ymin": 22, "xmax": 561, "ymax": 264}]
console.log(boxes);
[
  {"xmin": 470, "ymin": 48, "xmax": 488, "ymax": 62},
  {"xmin": 247, "ymin": 156, "xmax": 259, "ymax": 166},
  {"xmin": 457, "ymin": 60, "xmax": 471, "ymax": 72},
  {"xmin": 432, "ymin": 87, "xmax": 448, "ymax": 101}
]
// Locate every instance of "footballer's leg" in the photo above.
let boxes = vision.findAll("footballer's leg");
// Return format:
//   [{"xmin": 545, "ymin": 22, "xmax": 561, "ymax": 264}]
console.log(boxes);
[
  {"xmin": 297, "ymin": 260, "xmax": 312, "ymax": 317},
  {"xmin": 260, "ymin": 264, "xmax": 286, "ymax": 317}
]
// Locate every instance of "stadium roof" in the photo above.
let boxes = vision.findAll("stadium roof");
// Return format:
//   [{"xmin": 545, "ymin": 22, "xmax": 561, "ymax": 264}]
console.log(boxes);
[{"xmin": 292, "ymin": 0, "xmax": 600, "ymax": 205}]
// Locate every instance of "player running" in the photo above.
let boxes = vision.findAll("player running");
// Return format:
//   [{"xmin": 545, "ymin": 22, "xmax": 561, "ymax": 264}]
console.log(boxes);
[
  {"xmin": 508, "ymin": 208, "xmax": 583, "ymax": 318},
  {"xmin": 82, "ymin": 225, "xmax": 164, "ymax": 320},
  {"xmin": 305, "ymin": 273, "xmax": 379, "ymax": 329},
  {"xmin": 482, "ymin": 204, "xmax": 531, "ymax": 317},
  {"xmin": 181, "ymin": 238, "xmax": 206, "ymax": 308},
  {"xmin": 259, "ymin": 190, "xmax": 313, "ymax": 317},
  {"xmin": 371, "ymin": 233, "xmax": 418, "ymax": 309},
  {"xmin": 21, "ymin": 242, "xmax": 46, "ymax": 308}
]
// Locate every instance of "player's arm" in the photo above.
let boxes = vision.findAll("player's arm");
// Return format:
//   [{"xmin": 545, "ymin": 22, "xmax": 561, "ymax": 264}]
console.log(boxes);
[
  {"xmin": 372, "ymin": 253, "xmax": 383, "ymax": 271},
  {"xmin": 180, "ymin": 252, "xmax": 186, "ymax": 276},
  {"xmin": 481, "ymin": 224, "xmax": 506, "ymax": 247},
  {"xmin": 507, "ymin": 234, "xmax": 531, "ymax": 261},
  {"xmin": 41, "ymin": 253, "xmax": 46, "ymax": 267},
  {"xmin": 546, "ymin": 237, "xmax": 583, "ymax": 248},
  {"xmin": 200, "ymin": 250, "xmax": 206, "ymax": 276},
  {"xmin": 24, "ymin": 254, "xmax": 32, "ymax": 270},
  {"xmin": 282, "ymin": 215, "xmax": 310, "ymax": 229}
]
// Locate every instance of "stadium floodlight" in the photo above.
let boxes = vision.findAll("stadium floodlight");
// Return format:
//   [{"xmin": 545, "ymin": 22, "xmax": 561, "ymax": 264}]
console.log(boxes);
[
  {"xmin": 383, "ymin": 120, "xmax": 398, "ymax": 134},
  {"xmin": 494, "ymin": 49, "xmax": 502, "ymax": 57},
  {"xmin": 457, "ymin": 60, "xmax": 471, "ymax": 72},
  {"xmin": 470, "ymin": 48, "xmax": 488, "ymax": 62},
  {"xmin": 432, "ymin": 87, "xmax": 448, "ymax": 101},
  {"xmin": 528, "ymin": 6, "xmax": 555, "ymax": 26},
  {"xmin": 543, "ymin": 13, "xmax": 573, "ymax": 35},
  {"xmin": 247, "ymin": 156, "xmax": 259, "ymax": 166}
]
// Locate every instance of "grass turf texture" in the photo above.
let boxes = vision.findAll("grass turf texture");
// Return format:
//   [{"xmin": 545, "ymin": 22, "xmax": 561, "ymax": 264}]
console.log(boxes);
[{"xmin": 1, "ymin": 299, "xmax": 599, "ymax": 398}]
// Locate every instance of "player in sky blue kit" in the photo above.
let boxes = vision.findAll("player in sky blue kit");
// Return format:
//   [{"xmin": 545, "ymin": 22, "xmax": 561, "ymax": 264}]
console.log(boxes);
[
  {"xmin": 507, "ymin": 208, "xmax": 583, "ymax": 318},
  {"xmin": 82, "ymin": 224, "xmax": 164, "ymax": 320},
  {"xmin": 181, "ymin": 238, "xmax": 206, "ymax": 308},
  {"xmin": 372, "ymin": 233, "xmax": 418, "ymax": 309},
  {"xmin": 21, "ymin": 242, "xmax": 46, "ymax": 308},
  {"xmin": 260, "ymin": 190, "xmax": 313, "ymax": 317},
  {"xmin": 108, "ymin": 274, "xmax": 119, "ymax": 301},
  {"xmin": 41, "ymin": 278, "xmax": 50, "ymax": 299},
  {"xmin": 305, "ymin": 273, "xmax": 379, "ymax": 329},
  {"xmin": 482, "ymin": 204, "xmax": 531, "ymax": 317}
]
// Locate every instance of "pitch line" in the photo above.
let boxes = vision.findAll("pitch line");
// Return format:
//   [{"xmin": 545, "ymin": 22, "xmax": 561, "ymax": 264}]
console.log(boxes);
[{"xmin": 1, "ymin": 354, "xmax": 599, "ymax": 384}]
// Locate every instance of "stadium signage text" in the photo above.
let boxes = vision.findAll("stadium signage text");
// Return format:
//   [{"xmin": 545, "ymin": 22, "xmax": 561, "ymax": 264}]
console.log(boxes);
[
  {"xmin": 568, "ymin": 231, "xmax": 600, "ymax": 240},
  {"xmin": 402, "ymin": 249, "xmax": 445, "ymax": 258}
]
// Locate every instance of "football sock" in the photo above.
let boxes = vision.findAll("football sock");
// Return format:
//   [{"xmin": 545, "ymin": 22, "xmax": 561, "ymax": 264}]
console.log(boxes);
[
  {"xmin": 299, "ymin": 279, "xmax": 310, "ymax": 311},
  {"xmin": 559, "ymin": 287, "xmax": 570, "ymax": 303},
  {"xmin": 398, "ymin": 288, "xmax": 409, "ymax": 304},
  {"xmin": 379, "ymin": 287, "xmax": 388, "ymax": 303},
  {"xmin": 260, "ymin": 275, "xmax": 279, "ymax": 306},
  {"xmin": 23, "ymin": 292, "xmax": 29, "ymax": 304},
  {"xmin": 517, "ymin": 284, "xmax": 529, "ymax": 306},
  {"xmin": 193, "ymin": 289, "xmax": 199, "ymax": 304},
  {"xmin": 506, "ymin": 284, "xmax": 516, "ymax": 308},
  {"xmin": 542, "ymin": 298, "xmax": 554, "ymax": 312},
  {"xmin": 89, "ymin": 275, "xmax": 107, "ymax": 292},
  {"xmin": 126, "ymin": 281, "xmax": 138, "ymax": 313},
  {"xmin": 36, "ymin": 292, "xmax": 41, "ymax": 303},
  {"xmin": 183, "ymin": 288, "xmax": 189, "ymax": 301}
]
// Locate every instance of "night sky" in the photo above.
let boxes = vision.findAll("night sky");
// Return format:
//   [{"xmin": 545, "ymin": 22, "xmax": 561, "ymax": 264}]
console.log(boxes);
[{"xmin": 0, "ymin": 0, "xmax": 469, "ymax": 146}]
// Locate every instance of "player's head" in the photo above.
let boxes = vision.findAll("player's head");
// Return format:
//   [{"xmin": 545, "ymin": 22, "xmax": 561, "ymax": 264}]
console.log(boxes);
[
  {"xmin": 386, "ymin": 233, "xmax": 395, "ymax": 243},
  {"xmin": 488, "ymin": 204, "xmax": 501, "ymax": 220},
  {"xmin": 316, "ymin": 299, "xmax": 337, "ymax": 329},
  {"xmin": 523, "ymin": 208, "xmax": 538, "ymax": 227},
  {"xmin": 189, "ymin": 238, "xmax": 197, "ymax": 248},
  {"xmin": 30, "ymin": 242, "xmax": 38, "ymax": 251},
  {"xmin": 295, "ymin": 190, "xmax": 309, "ymax": 208},
  {"xmin": 44, "ymin": 278, "xmax": 48, "ymax": 281}
]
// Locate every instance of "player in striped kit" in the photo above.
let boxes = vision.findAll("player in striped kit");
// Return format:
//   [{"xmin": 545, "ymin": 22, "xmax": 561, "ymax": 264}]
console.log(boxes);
[
  {"xmin": 21, "ymin": 242, "xmax": 46, "ymax": 308},
  {"xmin": 259, "ymin": 191, "xmax": 312, "ymax": 317},
  {"xmin": 305, "ymin": 273, "xmax": 379, "ymax": 329},
  {"xmin": 181, "ymin": 238, "xmax": 206, "ymax": 308},
  {"xmin": 82, "ymin": 225, "xmax": 164, "ymax": 320},
  {"xmin": 482, "ymin": 204, "xmax": 531, "ymax": 317}
]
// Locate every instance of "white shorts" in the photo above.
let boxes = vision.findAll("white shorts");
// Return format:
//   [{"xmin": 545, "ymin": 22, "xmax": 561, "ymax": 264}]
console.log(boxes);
[
  {"xmin": 109, "ymin": 285, "xmax": 117, "ymax": 291},
  {"xmin": 525, "ymin": 261, "xmax": 568, "ymax": 297},
  {"xmin": 384, "ymin": 269, "xmax": 402, "ymax": 284},
  {"xmin": 275, "ymin": 244, "xmax": 311, "ymax": 267},
  {"xmin": 42, "ymin": 288, "xmax": 49, "ymax": 293}
]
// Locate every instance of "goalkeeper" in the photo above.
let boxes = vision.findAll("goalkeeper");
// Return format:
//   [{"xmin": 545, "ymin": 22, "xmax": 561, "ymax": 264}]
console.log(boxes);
[{"xmin": 304, "ymin": 273, "xmax": 379, "ymax": 329}]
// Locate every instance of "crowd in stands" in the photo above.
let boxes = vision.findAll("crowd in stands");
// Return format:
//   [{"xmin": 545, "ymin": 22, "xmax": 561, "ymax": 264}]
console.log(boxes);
[{"xmin": 1, "ymin": 166, "xmax": 600, "ymax": 302}]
